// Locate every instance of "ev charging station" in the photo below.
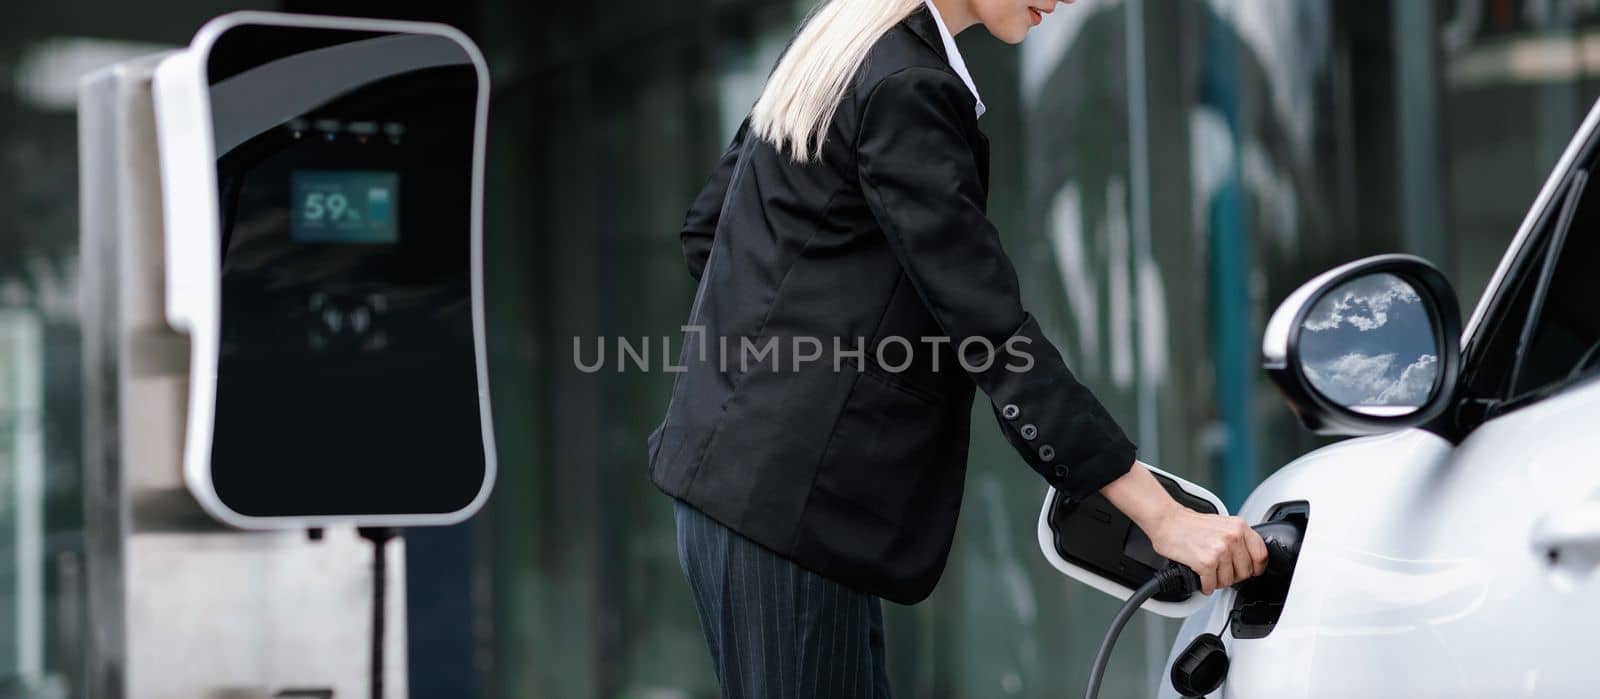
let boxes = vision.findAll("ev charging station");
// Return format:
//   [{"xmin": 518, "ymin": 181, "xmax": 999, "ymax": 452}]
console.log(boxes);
[{"xmin": 79, "ymin": 13, "xmax": 494, "ymax": 698}]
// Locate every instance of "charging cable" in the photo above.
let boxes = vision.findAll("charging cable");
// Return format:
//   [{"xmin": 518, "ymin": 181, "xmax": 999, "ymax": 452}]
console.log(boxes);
[
  {"xmin": 358, "ymin": 527, "xmax": 401, "ymax": 699},
  {"xmin": 1083, "ymin": 566, "xmax": 1200, "ymax": 698},
  {"xmin": 1083, "ymin": 521, "xmax": 1302, "ymax": 699}
]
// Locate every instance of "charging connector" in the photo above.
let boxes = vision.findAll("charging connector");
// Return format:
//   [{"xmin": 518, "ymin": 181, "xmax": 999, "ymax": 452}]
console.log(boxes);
[{"xmin": 1083, "ymin": 519, "xmax": 1304, "ymax": 699}]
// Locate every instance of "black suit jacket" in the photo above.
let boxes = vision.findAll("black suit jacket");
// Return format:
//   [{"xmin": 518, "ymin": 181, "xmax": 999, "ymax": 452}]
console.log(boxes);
[{"xmin": 648, "ymin": 3, "xmax": 1137, "ymax": 605}]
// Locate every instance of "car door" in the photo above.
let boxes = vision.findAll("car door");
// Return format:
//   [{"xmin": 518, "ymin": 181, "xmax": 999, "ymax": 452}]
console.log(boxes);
[{"xmin": 1416, "ymin": 149, "xmax": 1600, "ymax": 695}]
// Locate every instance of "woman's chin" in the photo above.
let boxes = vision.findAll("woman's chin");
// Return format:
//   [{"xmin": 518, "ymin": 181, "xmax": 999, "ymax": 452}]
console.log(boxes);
[{"xmin": 990, "ymin": 23, "xmax": 1028, "ymax": 45}]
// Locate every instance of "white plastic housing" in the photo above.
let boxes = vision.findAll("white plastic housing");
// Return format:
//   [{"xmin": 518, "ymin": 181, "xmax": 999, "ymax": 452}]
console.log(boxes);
[{"xmin": 1036, "ymin": 463, "xmax": 1229, "ymax": 618}]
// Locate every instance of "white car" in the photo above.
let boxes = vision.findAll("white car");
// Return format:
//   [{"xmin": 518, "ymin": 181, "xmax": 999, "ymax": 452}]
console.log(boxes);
[{"xmin": 1042, "ymin": 96, "xmax": 1600, "ymax": 697}]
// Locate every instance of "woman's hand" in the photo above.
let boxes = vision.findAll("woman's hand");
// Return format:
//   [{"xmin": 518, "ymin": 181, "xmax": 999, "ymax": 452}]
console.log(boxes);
[
  {"xmin": 1146, "ymin": 506, "xmax": 1268, "ymax": 594},
  {"xmin": 1099, "ymin": 460, "xmax": 1268, "ymax": 595}
]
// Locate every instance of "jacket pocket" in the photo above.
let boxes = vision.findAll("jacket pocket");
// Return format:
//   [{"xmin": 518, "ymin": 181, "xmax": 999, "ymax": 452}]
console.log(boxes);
[
  {"xmin": 859, "ymin": 363, "xmax": 940, "ymax": 405},
  {"xmin": 807, "ymin": 367, "xmax": 956, "ymax": 564}
]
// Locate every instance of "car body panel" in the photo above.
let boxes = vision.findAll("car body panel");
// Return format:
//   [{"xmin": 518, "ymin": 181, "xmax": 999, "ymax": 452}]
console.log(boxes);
[{"xmin": 1158, "ymin": 370, "xmax": 1600, "ymax": 697}]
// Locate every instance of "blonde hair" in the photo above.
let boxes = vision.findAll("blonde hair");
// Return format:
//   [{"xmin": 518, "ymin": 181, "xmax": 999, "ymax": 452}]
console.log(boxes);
[{"xmin": 751, "ymin": 0, "xmax": 925, "ymax": 164}]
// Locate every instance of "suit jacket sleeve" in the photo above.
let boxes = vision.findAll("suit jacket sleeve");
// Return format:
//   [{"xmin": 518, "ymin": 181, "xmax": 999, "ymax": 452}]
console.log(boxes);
[
  {"xmin": 855, "ymin": 66, "xmax": 1137, "ymax": 501},
  {"xmin": 679, "ymin": 113, "xmax": 752, "ymax": 282}
]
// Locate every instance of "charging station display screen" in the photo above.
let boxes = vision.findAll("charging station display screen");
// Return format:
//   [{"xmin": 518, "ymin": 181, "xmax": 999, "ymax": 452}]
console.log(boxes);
[
  {"xmin": 205, "ymin": 25, "xmax": 486, "ymax": 520},
  {"xmin": 291, "ymin": 170, "xmax": 399, "ymax": 244}
]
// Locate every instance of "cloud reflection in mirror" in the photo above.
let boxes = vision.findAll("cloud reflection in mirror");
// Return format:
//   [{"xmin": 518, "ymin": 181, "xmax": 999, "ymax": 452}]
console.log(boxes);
[{"xmin": 1299, "ymin": 273, "xmax": 1439, "ymax": 415}]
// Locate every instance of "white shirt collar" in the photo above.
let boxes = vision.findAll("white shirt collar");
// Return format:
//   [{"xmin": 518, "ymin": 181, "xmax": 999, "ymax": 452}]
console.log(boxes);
[{"xmin": 922, "ymin": 0, "xmax": 986, "ymax": 119}]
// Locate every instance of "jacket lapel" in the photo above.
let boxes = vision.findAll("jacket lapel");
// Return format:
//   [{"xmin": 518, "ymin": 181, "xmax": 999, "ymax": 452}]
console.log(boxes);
[
  {"xmin": 904, "ymin": 4, "xmax": 949, "ymax": 63},
  {"xmin": 974, "ymin": 131, "xmax": 990, "ymax": 205},
  {"xmin": 903, "ymin": 4, "xmax": 988, "ymax": 198}
]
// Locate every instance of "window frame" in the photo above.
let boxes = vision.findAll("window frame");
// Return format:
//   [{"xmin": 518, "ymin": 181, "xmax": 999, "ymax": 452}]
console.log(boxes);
[{"xmin": 1453, "ymin": 145, "xmax": 1600, "ymax": 430}]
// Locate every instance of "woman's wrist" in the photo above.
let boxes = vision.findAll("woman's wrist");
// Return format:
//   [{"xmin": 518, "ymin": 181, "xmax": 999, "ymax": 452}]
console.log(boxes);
[{"xmin": 1098, "ymin": 459, "xmax": 1183, "ymax": 538}]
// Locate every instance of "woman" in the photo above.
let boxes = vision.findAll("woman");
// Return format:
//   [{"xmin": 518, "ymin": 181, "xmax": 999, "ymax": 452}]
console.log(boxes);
[{"xmin": 647, "ymin": 0, "xmax": 1268, "ymax": 695}]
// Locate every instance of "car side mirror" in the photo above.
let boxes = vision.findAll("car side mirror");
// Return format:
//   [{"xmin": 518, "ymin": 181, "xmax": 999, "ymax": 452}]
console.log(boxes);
[{"xmin": 1263, "ymin": 254, "xmax": 1461, "ymax": 436}]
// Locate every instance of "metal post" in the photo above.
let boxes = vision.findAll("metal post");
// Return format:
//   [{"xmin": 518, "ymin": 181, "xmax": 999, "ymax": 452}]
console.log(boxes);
[
  {"xmin": 1121, "ymin": 0, "xmax": 1170, "ymax": 692},
  {"xmin": 1201, "ymin": 4, "xmax": 1257, "ymax": 511},
  {"xmin": 1393, "ymin": 0, "xmax": 1447, "ymax": 265}
]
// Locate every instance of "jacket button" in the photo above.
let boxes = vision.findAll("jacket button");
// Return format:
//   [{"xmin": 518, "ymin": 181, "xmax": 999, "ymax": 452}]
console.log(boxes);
[
  {"xmin": 1053, "ymin": 464, "xmax": 1068, "ymax": 478},
  {"xmin": 1001, "ymin": 404, "xmax": 1020, "ymax": 420},
  {"xmin": 1020, "ymin": 424, "xmax": 1037, "ymax": 440},
  {"xmin": 1039, "ymin": 444, "xmax": 1055, "ymax": 461}
]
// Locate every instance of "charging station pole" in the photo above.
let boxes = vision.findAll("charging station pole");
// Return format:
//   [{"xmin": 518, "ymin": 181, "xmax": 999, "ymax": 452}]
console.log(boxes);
[{"xmin": 79, "ymin": 56, "xmax": 408, "ymax": 699}]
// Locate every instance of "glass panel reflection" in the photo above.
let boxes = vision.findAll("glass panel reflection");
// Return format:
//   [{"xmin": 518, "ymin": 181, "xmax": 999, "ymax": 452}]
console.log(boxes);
[{"xmin": 1299, "ymin": 272, "xmax": 1439, "ymax": 415}]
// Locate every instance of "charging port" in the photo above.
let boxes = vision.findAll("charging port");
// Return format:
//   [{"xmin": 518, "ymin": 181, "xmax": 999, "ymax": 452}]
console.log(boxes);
[{"xmin": 1228, "ymin": 501, "xmax": 1308, "ymax": 639}]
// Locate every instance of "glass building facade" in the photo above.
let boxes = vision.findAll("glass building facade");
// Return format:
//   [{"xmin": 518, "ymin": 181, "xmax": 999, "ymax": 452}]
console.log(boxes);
[{"xmin": 2, "ymin": 0, "xmax": 1599, "ymax": 696}]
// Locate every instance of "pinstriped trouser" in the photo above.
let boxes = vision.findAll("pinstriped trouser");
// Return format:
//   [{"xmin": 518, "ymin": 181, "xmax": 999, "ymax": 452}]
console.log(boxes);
[{"xmin": 673, "ymin": 498, "xmax": 892, "ymax": 699}]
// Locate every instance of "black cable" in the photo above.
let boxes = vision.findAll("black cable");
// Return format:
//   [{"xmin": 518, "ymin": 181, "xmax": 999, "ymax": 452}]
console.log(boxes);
[
  {"xmin": 1084, "ymin": 576, "xmax": 1160, "ymax": 699},
  {"xmin": 359, "ymin": 527, "xmax": 401, "ymax": 699},
  {"xmin": 1084, "ymin": 566, "xmax": 1196, "ymax": 699},
  {"xmin": 1084, "ymin": 524, "xmax": 1302, "ymax": 699}
]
